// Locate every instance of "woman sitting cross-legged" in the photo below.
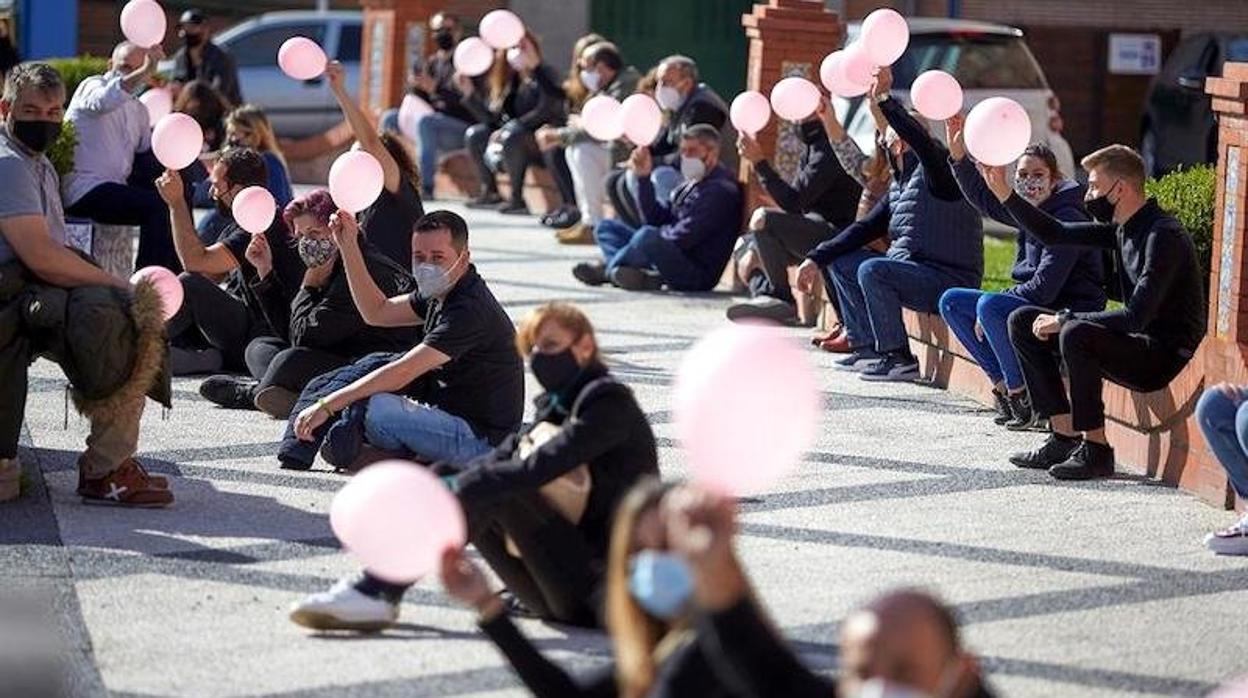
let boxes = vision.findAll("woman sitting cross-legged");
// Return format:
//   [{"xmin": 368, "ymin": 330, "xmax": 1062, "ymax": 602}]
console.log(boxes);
[
  {"xmin": 289, "ymin": 302, "xmax": 658, "ymax": 630},
  {"xmin": 939, "ymin": 114, "xmax": 1105, "ymax": 429},
  {"xmin": 197, "ymin": 190, "xmax": 418, "ymax": 418}
]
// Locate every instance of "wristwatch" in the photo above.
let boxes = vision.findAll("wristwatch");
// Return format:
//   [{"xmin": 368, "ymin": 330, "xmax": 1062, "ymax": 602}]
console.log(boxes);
[{"xmin": 1056, "ymin": 309, "xmax": 1074, "ymax": 327}]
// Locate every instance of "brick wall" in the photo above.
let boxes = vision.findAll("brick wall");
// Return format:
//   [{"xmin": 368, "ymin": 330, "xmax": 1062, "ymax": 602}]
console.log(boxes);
[{"xmin": 843, "ymin": 0, "xmax": 1248, "ymax": 32}]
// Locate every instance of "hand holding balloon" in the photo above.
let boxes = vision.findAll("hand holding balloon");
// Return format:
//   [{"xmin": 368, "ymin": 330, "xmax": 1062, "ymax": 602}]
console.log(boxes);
[
  {"xmin": 325, "ymin": 61, "xmax": 346, "ymax": 93},
  {"xmin": 244, "ymin": 232, "xmax": 272, "ymax": 278},
  {"xmin": 871, "ymin": 65, "xmax": 893, "ymax": 101},
  {"xmin": 978, "ymin": 163, "xmax": 1012, "ymax": 202},
  {"xmin": 946, "ymin": 113, "xmax": 967, "ymax": 161},
  {"xmin": 662, "ymin": 486, "xmax": 745, "ymax": 611},
  {"xmin": 154, "ymin": 169, "xmax": 184, "ymax": 208},
  {"xmin": 328, "ymin": 209, "xmax": 361, "ymax": 250},
  {"xmin": 627, "ymin": 146, "xmax": 653, "ymax": 178},
  {"xmin": 737, "ymin": 133, "xmax": 764, "ymax": 165}
]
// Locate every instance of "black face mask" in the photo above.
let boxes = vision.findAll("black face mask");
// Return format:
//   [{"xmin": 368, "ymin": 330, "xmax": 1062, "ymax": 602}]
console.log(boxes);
[
  {"xmin": 182, "ymin": 32, "xmax": 205, "ymax": 48},
  {"xmin": 434, "ymin": 30, "xmax": 455, "ymax": 51},
  {"xmin": 1084, "ymin": 182, "xmax": 1119, "ymax": 224},
  {"xmin": 798, "ymin": 119, "xmax": 825, "ymax": 144},
  {"xmin": 213, "ymin": 189, "xmax": 233, "ymax": 218},
  {"xmin": 530, "ymin": 348, "xmax": 583, "ymax": 394},
  {"xmin": 10, "ymin": 119, "xmax": 61, "ymax": 154}
]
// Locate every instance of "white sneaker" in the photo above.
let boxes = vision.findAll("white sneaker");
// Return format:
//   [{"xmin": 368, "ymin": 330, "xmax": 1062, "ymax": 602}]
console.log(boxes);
[
  {"xmin": 289, "ymin": 576, "xmax": 399, "ymax": 631},
  {"xmin": 1205, "ymin": 512, "xmax": 1248, "ymax": 555}
]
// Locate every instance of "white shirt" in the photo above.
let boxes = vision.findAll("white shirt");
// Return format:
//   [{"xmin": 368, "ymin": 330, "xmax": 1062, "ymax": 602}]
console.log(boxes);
[{"xmin": 61, "ymin": 72, "xmax": 151, "ymax": 207}]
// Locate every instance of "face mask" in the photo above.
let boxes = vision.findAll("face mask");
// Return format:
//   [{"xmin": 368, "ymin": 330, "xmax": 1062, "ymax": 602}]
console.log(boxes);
[
  {"xmin": 680, "ymin": 155, "xmax": 707, "ymax": 182},
  {"xmin": 656, "ymin": 85, "xmax": 685, "ymax": 112},
  {"xmin": 853, "ymin": 679, "xmax": 931, "ymax": 698},
  {"xmin": 1013, "ymin": 174, "xmax": 1050, "ymax": 203},
  {"xmin": 411, "ymin": 251, "xmax": 464, "ymax": 299},
  {"xmin": 9, "ymin": 119, "xmax": 61, "ymax": 154},
  {"xmin": 434, "ymin": 30, "xmax": 455, "ymax": 51},
  {"xmin": 298, "ymin": 236, "xmax": 336, "ymax": 268},
  {"xmin": 580, "ymin": 68, "xmax": 602, "ymax": 93},
  {"xmin": 530, "ymin": 346, "xmax": 583, "ymax": 394},
  {"xmin": 182, "ymin": 32, "xmax": 205, "ymax": 48},
  {"xmin": 1085, "ymin": 181, "xmax": 1119, "ymax": 223},
  {"xmin": 507, "ymin": 47, "xmax": 528, "ymax": 72},
  {"xmin": 799, "ymin": 119, "xmax": 825, "ymax": 144},
  {"xmin": 226, "ymin": 138, "xmax": 245, "ymax": 150},
  {"xmin": 628, "ymin": 550, "xmax": 694, "ymax": 621}
]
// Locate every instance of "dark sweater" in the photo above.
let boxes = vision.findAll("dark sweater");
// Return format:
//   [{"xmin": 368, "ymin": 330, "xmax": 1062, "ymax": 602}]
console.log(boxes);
[
  {"xmin": 1003, "ymin": 195, "xmax": 1206, "ymax": 354},
  {"xmin": 453, "ymin": 365, "xmax": 659, "ymax": 557},
  {"xmin": 636, "ymin": 164, "xmax": 743, "ymax": 281},
  {"xmin": 951, "ymin": 158, "xmax": 1105, "ymax": 311},
  {"xmin": 464, "ymin": 64, "xmax": 566, "ymax": 132},
  {"xmin": 413, "ymin": 51, "xmax": 478, "ymax": 124},
  {"xmin": 650, "ymin": 84, "xmax": 730, "ymax": 167},
  {"xmin": 754, "ymin": 120, "xmax": 862, "ymax": 230}
]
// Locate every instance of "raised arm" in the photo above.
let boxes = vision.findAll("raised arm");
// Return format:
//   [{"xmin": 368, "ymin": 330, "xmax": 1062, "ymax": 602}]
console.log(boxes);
[
  {"xmin": 326, "ymin": 61, "xmax": 401, "ymax": 194},
  {"xmin": 155, "ymin": 169, "xmax": 241, "ymax": 275},
  {"xmin": 328, "ymin": 211, "xmax": 420, "ymax": 328},
  {"xmin": 982, "ymin": 165, "xmax": 1117, "ymax": 249}
]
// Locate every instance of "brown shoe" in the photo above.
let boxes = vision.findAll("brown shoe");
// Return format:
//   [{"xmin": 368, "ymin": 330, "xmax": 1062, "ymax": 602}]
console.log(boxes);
[
  {"xmin": 819, "ymin": 332, "xmax": 853, "ymax": 354},
  {"xmin": 254, "ymin": 385, "xmax": 299, "ymax": 420},
  {"xmin": 556, "ymin": 222, "xmax": 595, "ymax": 245},
  {"xmin": 0, "ymin": 458, "xmax": 20, "ymax": 502},
  {"xmin": 77, "ymin": 458, "xmax": 167, "ymax": 495},
  {"xmin": 811, "ymin": 323, "xmax": 845, "ymax": 346},
  {"xmin": 80, "ymin": 459, "xmax": 173, "ymax": 508}
]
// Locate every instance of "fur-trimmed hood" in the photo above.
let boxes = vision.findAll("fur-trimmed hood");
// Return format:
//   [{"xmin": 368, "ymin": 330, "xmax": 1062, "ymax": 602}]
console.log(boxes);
[{"xmin": 71, "ymin": 280, "xmax": 172, "ymax": 420}]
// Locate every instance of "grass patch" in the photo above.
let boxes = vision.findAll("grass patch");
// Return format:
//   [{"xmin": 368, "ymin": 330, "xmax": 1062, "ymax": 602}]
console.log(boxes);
[{"xmin": 982, "ymin": 237, "xmax": 1015, "ymax": 293}]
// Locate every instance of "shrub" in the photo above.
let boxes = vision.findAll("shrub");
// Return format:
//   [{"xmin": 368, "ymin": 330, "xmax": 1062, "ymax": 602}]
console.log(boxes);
[
  {"xmin": 47, "ymin": 120, "xmax": 77, "ymax": 178},
  {"xmin": 44, "ymin": 55, "xmax": 109, "ymax": 104},
  {"xmin": 1145, "ymin": 164, "xmax": 1215, "ymax": 281}
]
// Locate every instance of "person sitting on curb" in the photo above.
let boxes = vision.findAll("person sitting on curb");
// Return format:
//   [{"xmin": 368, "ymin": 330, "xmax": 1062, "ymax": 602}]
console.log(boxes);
[
  {"xmin": 1195, "ymin": 384, "xmax": 1248, "ymax": 556},
  {"xmin": 157, "ymin": 147, "xmax": 306, "ymax": 377},
  {"xmin": 290, "ymin": 302, "xmax": 659, "ymax": 631},
  {"xmin": 573, "ymin": 124, "xmax": 742, "ymax": 292},
  {"xmin": 196, "ymin": 190, "xmax": 417, "ymax": 418},
  {"xmin": 0, "ymin": 62, "xmax": 173, "ymax": 507},
  {"xmin": 725, "ymin": 100, "xmax": 862, "ymax": 327},
  {"xmin": 274, "ymin": 210, "xmax": 524, "ymax": 473},
  {"xmin": 940, "ymin": 116, "xmax": 1104, "ymax": 430},
  {"xmin": 796, "ymin": 67, "xmax": 983, "ymax": 382},
  {"xmin": 981, "ymin": 144, "xmax": 1205, "ymax": 480}
]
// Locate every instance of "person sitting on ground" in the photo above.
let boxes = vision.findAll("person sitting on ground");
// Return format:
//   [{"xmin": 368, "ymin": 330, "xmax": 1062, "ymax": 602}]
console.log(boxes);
[
  {"xmin": 941, "ymin": 117, "xmax": 1104, "ymax": 431},
  {"xmin": 462, "ymin": 31, "xmax": 566, "ymax": 215},
  {"xmin": 605, "ymin": 55, "xmax": 732, "ymax": 229},
  {"xmin": 668, "ymin": 489, "xmax": 995, "ymax": 697},
  {"xmin": 573, "ymin": 125, "xmax": 742, "ymax": 293},
  {"xmin": 170, "ymin": 8, "xmax": 241, "ymax": 107},
  {"xmin": 196, "ymin": 103, "xmax": 294, "ymax": 244},
  {"xmin": 62, "ymin": 42, "xmax": 183, "ymax": 272},
  {"xmin": 0, "ymin": 62, "xmax": 173, "ymax": 507},
  {"xmin": 1195, "ymin": 384, "xmax": 1248, "ymax": 556},
  {"xmin": 725, "ymin": 100, "xmax": 862, "ymax": 326},
  {"xmin": 196, "ymin": 190, "xmax": 417, "ymax": 418},
  {"xmin": 291, "ymin": 302, "xmax": 659, "ymax": 630},
  {"xmin": 981, "ymin": 144, "xmax": 1205, "ymax": 481},
  {"xmin": 380, "ymin": 11, "xmax": 479, "ymax": 200},
  {"xmin": 157, "ymin": 147, "xmax": 305, "ymax": 376},
  {"xmin": 327, "ymin": 61, "xmax": 425, "ymax": 267},
  {"xmin": 274, "ymin": 209, "xmax": 524, "ymax": 472},
  {"xmin": 796, "ymin": 67, "xmax": 983, "ymax": 382}
]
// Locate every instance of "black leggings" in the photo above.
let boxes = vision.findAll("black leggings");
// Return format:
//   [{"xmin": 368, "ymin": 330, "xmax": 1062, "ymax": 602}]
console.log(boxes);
[
  {"xmin": 167, "ymin": 273, "xmax": 263, "ymax": 370},
  {"xmin": 465, "ymin": 124, "xmax": 543, "ymax": 205},
  {"xmin": 243, "ymin": 336, "xmax": 348, "ymax": 394},
  {"xmin": 754, "ymin": 209, "xmax": 837, "ymax": 305},
  {"xmin": 541, "ymin": 145, "xmax": 577, "ymax": 208}
]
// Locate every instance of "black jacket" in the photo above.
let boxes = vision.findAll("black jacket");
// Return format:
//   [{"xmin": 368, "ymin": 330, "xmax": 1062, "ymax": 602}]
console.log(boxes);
[
  {"xmin": 463, "ymin": 64, "xmax": 566, "ymax": 133},
  {"xmin": 171, "ymin": 41, "xmax": 242, "ymax": 106},
  {"xmin": 651, "ymin": 84, "xmax": 731, "ymax": 168},
  {"xmin": 253, "ymin": 241, "xmax": 418, "ymax": 356},
  {"xmin": 754, "ymin": 120, "xmax": 862, "ymax": 230},
  {"xmin": 453, "ymin": 364, "xmax": 659, "ymax": 557},
  {"xmin": 1004, "ymin": 195, "xmax": 1206, "ymax": 354},
  {"xmin": 413, "ymin": 51, "xmax": 478, "ymax": 124}
]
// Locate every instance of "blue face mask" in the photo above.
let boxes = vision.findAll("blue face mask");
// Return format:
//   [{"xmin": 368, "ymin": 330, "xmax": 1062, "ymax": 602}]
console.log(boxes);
[{"xmin": 628, "ymin": 550, "xmax": 693, "ymax": 620}]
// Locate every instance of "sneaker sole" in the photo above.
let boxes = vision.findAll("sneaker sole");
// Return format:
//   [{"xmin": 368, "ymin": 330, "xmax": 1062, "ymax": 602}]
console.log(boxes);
[
  {"xmin": 289, "ymin": 608, "xmax": 394, "ymax": 632},
  {"xmin": 725, "ymin": 307, "xmax": 797, "ymax": 324},
  {"xmin": 81, "ymin": 495, "xmax": 173, "ymax": 509},
  {"xmin": 1048, "ymin": 466, "xmax": 1114, "ymax": 481},
  {"xmin": 1009, "ymin": 457, "xmax": 1054, "ymax": 470},
  {"xmin": 254, "ymin": 387, "xmax": 299, "ymax": 420},
  {"xmin": 860, "ymin": 369, "xmax": 920, "ymax": 382}
]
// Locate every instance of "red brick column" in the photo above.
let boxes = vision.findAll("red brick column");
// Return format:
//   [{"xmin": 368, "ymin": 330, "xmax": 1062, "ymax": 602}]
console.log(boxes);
[{"xmin": 359, "ymin": 0, "xmax": 443, "ymax": 116}]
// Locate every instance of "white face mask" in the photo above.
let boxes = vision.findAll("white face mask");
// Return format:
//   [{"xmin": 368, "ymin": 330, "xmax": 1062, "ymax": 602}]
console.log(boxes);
[
  {"xmin": 656, "ymin": 85, "xmax": 685, "ymax": 112},
  {"xmin": 411, "ymin": 251, "xmax": 465, "ymax": 299},
  {"xmin": 853, "ymin": 679, "xmax": 930, "ymax": 698},
  {"xmin": 580, "ymin": 68, "xmax": 602, "ymax": 93},
  {"xmin": 680, "ymin": 155, "xmax": 706, "ymax": 182},
  {"xmin": 506, "ymin": 47, "xmax": 528, "ymax": 71}
]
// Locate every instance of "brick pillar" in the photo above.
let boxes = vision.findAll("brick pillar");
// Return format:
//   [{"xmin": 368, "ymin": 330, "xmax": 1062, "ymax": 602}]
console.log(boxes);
[
  {"xmin": 359, "ymin": 0, "xmax": 442, "ymax": 116},
  {"xmin": 741, "ymin": 0, "xmax": 845, "ymax": 212}
]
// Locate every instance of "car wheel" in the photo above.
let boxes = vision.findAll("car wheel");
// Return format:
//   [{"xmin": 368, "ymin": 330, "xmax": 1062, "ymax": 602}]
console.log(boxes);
[{"xmin": 1140, "ymin": 127, "xmax": 1160, "ymax": 177}]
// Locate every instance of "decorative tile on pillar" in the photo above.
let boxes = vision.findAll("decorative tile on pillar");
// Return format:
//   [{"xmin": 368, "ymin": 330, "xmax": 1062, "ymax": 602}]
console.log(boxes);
[
  {"xmin": 1218, "ymin": 145, "xmax": 1241, "ymax": 337},
  {"xmin": 774, "ymin": 62, "xmax": 813, "ymax": 183},
  {"xmin": 367, "ymin": 16, "xmax": 393, "ymax": 114}
]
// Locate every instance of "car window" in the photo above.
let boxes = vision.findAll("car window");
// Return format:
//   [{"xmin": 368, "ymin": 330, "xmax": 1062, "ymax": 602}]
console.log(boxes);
[
  {"xmin": 337, "ymin": 23, "xmax": 362, "ymax": 62},
  {"xmin": 886, "ymin": 34, "xmax": 1045, "ymax": 91},
  {"xmin": 227, "ymin": 24, "xmax": 327, "ymax": 68},
  {"xmin": 1225, "ymin": 37, "xmax": 1248, "ymax": 63}
]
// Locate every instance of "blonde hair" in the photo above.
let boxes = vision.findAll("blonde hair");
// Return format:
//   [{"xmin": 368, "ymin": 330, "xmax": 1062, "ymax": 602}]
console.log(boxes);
[
  {"xmin": 489, "ymin": 29, "xmax": 544, "ymax": 109},
  {"xmin": 1080, "ymin": 144, "xmax": 1145, "ymax": 187},
  {"xmin": 226, "ymin": 104, "xmax": 285, "ymax": 167},
  {"xmin": 563, "ymin": 32, "xmax": 607, "ymax": 110},
  {"xmin": 514, "ymin": 302, "xmax": 601, "ymax": 364}
]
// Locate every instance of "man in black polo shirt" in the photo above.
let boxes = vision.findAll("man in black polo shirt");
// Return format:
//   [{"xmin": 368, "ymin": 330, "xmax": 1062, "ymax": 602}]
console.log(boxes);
[{"xmin": 286, "ymin": 209, "xmax": 524, "ymax": 471}]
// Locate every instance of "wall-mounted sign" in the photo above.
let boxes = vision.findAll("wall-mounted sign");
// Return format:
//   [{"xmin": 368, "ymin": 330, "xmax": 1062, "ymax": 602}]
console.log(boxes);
[{"xmin": 1108, "ymin": 33, "xmax": 1161, "ymax": 75}]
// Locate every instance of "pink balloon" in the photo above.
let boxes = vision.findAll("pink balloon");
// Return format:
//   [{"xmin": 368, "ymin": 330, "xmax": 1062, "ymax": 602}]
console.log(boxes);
[
  {"xmin": 278, "ymin": 37, "xmax": 328, "ymax": 81},
  {"xmin": 139, "ymin": 87, "xmax": 172, "ymax": 125},
  {"xmin": 151, "ymin": 113, "xmax": 204, "ymax": 171},
  {"xmin": 840, "ymin": 43, "xmax": 875, "ymax": 91},
  {"xmin": 820, "ymin": 51, "xmax": 865, "ymax": 98},
  {"xmin": 330, "ymin": 460, "xmax": 467, "ymax": 584},
  {"xmin": 397, "ymin": 94, "xmax": 434, "ymax": 141},
  {"xmin": 910, "ymin": 70, "xmax": 963, "ymax": 121},
  {"xmin": 964, "ymin": 97, "xmax": 1032, "ymax": 167},
  {"xmin": 328, "ymin": 150, "xmax": 385, "ymax": 213},
  {"xmin": 730, "ymin": 91, "xmax": 771, "ymax": 136},
  {"xmin": 479, "ymin": 9, "xmax": 525, "ymax": 50},
  {"xmin": 581, "ymin": 95, "xmax": 624, "ymax": 142},
  {"xmin": 130, "ymin": 266, "xmax": 183, "ymax": 321},
  {"xmin": 120, "ymin": 0, "xmax": 167, "ymax": 49},
  {"xmin": 769, "ymin": 77, "xmax": 821, "ymax": 122},
  {"xmin": 453, "ymin": 37, "xmax": 495, "ymax": 77},
  {"xmin": 673, "ymin": 324, "xmax": 820, "ymax": 496},
  {"xmin": 861, "ymin": 8, "xmax": 910, "ymax": 66},
  {"xmin": 231, "ymin": 186, "xmax": 277, "ymax": 234},
  {"xmin": 620, "ymin": 94, "xmax": 663, "ymax": 146}
]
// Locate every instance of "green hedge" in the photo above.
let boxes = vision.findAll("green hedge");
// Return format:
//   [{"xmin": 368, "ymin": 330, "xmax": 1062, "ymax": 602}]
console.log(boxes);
[
  {"xmin": 47, "ymin": 120, "xmax": 77, "ymax": 179},
  {"xmin": 1145, "ymin": 164, "xmax": 1215, "ymax": 281},
  {"xmin": 45, "ymin": 55, "xmax": 110, "ymax": 105}
]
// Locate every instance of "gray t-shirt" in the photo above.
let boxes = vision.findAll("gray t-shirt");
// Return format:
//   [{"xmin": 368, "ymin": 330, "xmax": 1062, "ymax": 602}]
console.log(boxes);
[{"xmin": 0, "ymin": 129, "xmax": 67, "ymax": 265}]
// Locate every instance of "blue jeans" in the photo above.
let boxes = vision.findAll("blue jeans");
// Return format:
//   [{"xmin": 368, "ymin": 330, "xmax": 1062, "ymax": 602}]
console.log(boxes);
[
  {"xmin": 594, "ymin": 220, "xmax": 715, "ymax": 291},
  {"xmin": 827, "ymin": 252, "xmax": 962, "ymax": 354},
  {"xmin": 1195, "ymin": 388, "xmax": 1248, "ymax": 500},
  {"xmin": 938, "ymin": 288, "xmax": 1031, "ymax": 390},
  {"xmin": 363, "ymin": 393, "xmax": 492, "ymax": 465},
  {"xmin": 419, "ymin": 112, "xmax": 471, "ymax": 196}
]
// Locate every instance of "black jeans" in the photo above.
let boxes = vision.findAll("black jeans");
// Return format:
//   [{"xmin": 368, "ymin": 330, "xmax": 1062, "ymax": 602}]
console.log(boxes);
[
  {"xmin": 754, "ymin": 209, "xmax": 837, "ymax": 304},
  {"xmin": 1008, "ymin": 306, "xmax": 1192, "ymax": 431},
  {"xmin": 66, "ymin": 182, "xmax": 180, "ymax": 273},
  {"xmin": 541, "ymin": 145, "xmax": 577, "ymax": 209},
  {"xmin": 244, "ymin": 336, "xmax": 348, "ymax": 394},
  {"xmin": 465, "ymin": 124, "xmax": 543, "ymax": 204},
  {"xmin": 167, "ymin": 273, "xmax": 263, "ymax": 371},
  {"xmin": 359, "ymin": 491, "xmax": 604, "ymax": 628}
]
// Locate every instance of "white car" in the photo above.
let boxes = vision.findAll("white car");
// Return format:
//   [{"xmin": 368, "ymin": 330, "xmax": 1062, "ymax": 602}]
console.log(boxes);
[{"xmin": 836, "ymin": 18, "xmax": 1076, "ymax": 178}]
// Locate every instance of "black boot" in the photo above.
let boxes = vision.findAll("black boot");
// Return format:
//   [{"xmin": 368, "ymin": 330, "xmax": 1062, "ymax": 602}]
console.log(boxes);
[
  {"xmin": 991, "ymin": 388, "xmax": 1014, "ymax": 425},
  {"xmin": 1049, "ymin": 440, "xmax": 1115, "ymax": 480},
  {"xmin": 1009, "ymin": 433, "xmax": 1081, "ymax": 470}
]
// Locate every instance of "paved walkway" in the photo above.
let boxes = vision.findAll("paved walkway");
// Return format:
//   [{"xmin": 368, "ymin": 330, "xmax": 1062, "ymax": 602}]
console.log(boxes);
[{"xmin": 3, "ymin": 202, "xmax": 1246, "ymax": 697}]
